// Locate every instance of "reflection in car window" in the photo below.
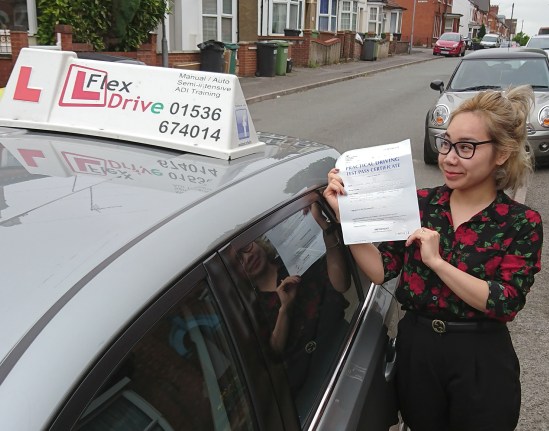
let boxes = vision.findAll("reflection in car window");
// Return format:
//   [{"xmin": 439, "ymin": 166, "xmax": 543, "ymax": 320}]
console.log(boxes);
[
  {"xmin": 236, "ymin": 202, "xmax": 359, "ymax": 423},
  {"xmin": 75, "ymin": 281, "xmax": 254, "ymax": 431}
]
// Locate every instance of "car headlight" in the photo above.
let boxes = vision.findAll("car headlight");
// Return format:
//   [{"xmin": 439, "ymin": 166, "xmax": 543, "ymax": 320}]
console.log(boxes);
[
  {"xmin": 539, "ymin": 106, "xmax": 549, "ymax": 128},
  {"xmin": 432, "ymin": 105, "xmax": 450, "ymax": 126}
]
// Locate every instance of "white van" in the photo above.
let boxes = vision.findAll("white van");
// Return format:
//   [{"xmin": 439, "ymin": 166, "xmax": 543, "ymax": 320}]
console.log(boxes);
[{"xmin": 480, "ymin": 33, "xmax": 501, "ymax": 48}]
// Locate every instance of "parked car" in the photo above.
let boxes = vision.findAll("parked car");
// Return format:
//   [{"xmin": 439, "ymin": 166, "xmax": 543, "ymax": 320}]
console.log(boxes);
[
  {"xmin": 0, "ymin": 49, "xmax": 404, "ymax": 430},
  {"xmin": 500, "ymin": 39, "xmax": 511, "ymax": 48},
  {"xmin": 424, "ymin": 48, "xmax": 549, "ymax": 166},
  {"xmin": 433, "ymin": 32, "xmax": 466, "ymax": 57},
  {"xmin": 525, "ymin": 35, "xmax": 549, "ymax": 55},
  {"xmin": 480, "ymin": 33, "xmax": 502, "ymax": 48}
]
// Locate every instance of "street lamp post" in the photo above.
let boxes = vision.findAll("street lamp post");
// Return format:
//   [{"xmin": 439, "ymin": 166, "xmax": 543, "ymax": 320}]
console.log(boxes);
[
  {"xmin": 409, "ymin": 0, "xmax": 417, "ymax": 54},
  {"xmin": 510, "ymin": 3, "xmax": 514, "ymax": 40}
]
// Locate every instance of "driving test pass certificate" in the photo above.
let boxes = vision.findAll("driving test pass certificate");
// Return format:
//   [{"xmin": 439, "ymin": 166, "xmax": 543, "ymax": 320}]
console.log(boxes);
[{"xmin": 336, "ymin": 139, "xmax": 421, "ymax": 244}]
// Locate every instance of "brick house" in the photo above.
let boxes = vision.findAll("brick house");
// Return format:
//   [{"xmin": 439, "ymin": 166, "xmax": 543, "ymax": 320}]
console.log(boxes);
[{"xmin": 397, "ymin": 0, "xmax": 463, "ymax": 48}]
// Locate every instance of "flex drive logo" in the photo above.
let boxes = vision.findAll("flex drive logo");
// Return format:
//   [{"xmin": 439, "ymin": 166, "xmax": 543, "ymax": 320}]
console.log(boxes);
[{"xmin": 59, "ymin": 64, "xmax": 163, "ymax": 113}]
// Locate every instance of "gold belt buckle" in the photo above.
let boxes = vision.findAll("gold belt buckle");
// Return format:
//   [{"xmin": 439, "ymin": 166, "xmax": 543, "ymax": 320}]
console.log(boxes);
[{"xmin": 432, "ymin": 319, "xmax": 446, "ymax": 334}]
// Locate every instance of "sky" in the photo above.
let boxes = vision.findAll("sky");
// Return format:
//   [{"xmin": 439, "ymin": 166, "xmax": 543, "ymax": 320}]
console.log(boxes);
[{"xmin": 494, "ymin": 1, "xmax": 547, "ymax": 37}]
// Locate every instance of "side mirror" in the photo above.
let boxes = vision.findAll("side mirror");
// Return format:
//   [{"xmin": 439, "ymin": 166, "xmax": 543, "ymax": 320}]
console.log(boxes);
[{"xmin": 430, "ymin": 80, "xmax": 445, "ymax": 93}]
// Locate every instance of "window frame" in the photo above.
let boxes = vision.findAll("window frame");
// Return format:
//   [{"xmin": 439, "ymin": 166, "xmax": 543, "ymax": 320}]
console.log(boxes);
[
  {"xmin": 201, "ymin": 0, "xmax": 237, "ymax": 42},
  {"xmin": 270, "ymin": 0, "xmax": 303, "ymax": 35},
  {"xmin": 318, "ymin": 0, "xmax": 338, "ymax": 32},
  {"xmin": 339, "ymin": 0, "xmax": 358, "ymax": 32}
]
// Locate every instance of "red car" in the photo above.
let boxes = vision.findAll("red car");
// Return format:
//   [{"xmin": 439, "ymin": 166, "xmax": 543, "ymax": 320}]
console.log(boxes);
[{"xmin": 433, "ymin": 32, "xmax": 466, "ymax": 57}]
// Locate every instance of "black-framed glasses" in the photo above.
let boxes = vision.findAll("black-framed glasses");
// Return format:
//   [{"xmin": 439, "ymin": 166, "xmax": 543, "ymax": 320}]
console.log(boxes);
[{"xmin": 434, "ymin": 134, "xmax": 493, "ymax": 159}]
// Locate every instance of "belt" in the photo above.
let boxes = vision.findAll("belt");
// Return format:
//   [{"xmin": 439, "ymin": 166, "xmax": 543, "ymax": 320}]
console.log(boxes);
[{"xmin": 408, "ymin": 313, "xmax": 506, "ymax": 334}]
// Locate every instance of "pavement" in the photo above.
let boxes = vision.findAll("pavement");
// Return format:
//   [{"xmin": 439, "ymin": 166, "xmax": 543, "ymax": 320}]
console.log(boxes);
[{"xmin": 240, "ymin": 47, "xmax": 440, "ymax": 104}]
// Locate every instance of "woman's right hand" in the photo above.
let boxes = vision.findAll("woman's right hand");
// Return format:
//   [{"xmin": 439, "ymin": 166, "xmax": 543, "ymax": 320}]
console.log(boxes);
[
  {"xmin": 323, "ymin": 168, "xmax": 345, "ymax": 222},
  {"xmin": 276, "ymin": 275, "xmax": 300, "ymax": 309}
]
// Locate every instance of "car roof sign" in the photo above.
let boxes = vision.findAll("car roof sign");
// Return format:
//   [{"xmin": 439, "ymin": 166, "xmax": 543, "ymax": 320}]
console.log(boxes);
[{"xmin": 0, "ymin": 48, "xmax": 264, "ymax": 160}]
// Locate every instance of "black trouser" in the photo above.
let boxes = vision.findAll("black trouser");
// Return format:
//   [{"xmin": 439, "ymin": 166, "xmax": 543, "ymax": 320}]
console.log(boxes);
[{"xmin": 396, "ymin": 312, "xmax": 521, "ymax": 431}]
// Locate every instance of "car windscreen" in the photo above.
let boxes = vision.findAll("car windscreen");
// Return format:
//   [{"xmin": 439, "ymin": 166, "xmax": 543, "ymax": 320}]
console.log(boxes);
[
  {"xmin": 482, "ymin": 35, "xmax": 498, "ymax": 42},
  {"xmin": 440, "ymin": 33, "xmax": 460, "ymax": 42},
  {"xmin": 449, "ymin": 58, "xmax": 549, "ymax": 91},
  {"xmin": 527, "ymin": 38, "xmax": 549, "ymax": 49}
]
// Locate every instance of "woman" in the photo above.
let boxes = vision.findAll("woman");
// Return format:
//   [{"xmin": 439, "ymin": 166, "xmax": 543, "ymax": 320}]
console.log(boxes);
[{"xmin": 324, "ymin": 86, "xmax": 543, "ymax": 431}]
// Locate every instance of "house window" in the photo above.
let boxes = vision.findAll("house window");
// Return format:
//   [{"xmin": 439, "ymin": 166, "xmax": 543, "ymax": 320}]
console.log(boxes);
[
  {"xmin": 272, "ymin": 0, "xmax": 302, "ymax": 34},
  {"xmin": 339, "ymin": 0, "xmax": 358, "ymax": 31},
  {"xmin": 0, "ymin": 0, "xmax": 36, "ymax": 33},
  {"xmin": 202, "ymin": 0, "xmax": 235, "ymax": 42},
  {"xmin": 389, "ymin": 11, "xmax": 401, "ymax": 33},
  {"xmin": 444, "ymin": 17, "xmax": 453, "ymax": 32},
  {"xmin": 318, "ymin": 0, "xmax": 337, "ymax": 32},
  {"xmin": 367, "ymin": 6, "xmax": 381, "ymax": 35}
]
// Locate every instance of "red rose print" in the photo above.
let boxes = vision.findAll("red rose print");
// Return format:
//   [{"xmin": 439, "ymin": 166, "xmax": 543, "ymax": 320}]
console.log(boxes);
[
  {"xmin": 525, "ymin": 210, "xmax": 541, "ymax": 224},
  {"xmin": 418, "ymin": 189, "xmax": 428, "ymax": 198},
  {"xmin": 457, "ymin": 261, "xmax": 468, "ymax": 271},
  {"xmin": 458, "ymin": 227, "xmax": 478, "ymax": 245},
  {"xmin": 484, "ymin": 256, "xmax": 502, "ymax": 275},
  {"xmin": 495, "ymin": 204, "xmax": 509, "ymax": 216},
  {"xmin": 503, "ymin": 284, "xmax": 518, "ymax": 298},
  {"xmin": 409, "ymin": 273, "xmax": 425, "ymax": 295}
]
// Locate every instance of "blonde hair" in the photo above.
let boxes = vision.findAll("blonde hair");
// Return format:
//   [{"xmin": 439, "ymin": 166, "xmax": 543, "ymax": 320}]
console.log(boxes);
[{"xmin": 450, "ymin": 85, "xmax": 534, "ymax": 194}]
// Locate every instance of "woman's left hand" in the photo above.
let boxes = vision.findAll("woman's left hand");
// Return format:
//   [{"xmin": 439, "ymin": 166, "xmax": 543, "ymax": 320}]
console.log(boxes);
[{"xmin": 405, "ymin": 228, "xmax": 442, "ymax": 269}]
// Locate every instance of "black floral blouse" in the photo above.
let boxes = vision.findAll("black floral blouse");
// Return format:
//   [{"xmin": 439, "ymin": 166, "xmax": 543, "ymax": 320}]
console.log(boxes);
[{"xmin": 378, "ymin": 185, "xmax": 543, "ymax": 322}]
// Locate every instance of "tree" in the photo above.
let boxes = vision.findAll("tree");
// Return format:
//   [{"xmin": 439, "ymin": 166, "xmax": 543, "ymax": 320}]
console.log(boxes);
[
  {"xmin": 37, "ymin": 0, "xmax": 170, "ymax": 51},
  {"xmin": 478, "ymin": 24, "xmax": 486, "ymax": 39},
  {"xmin": 513, "ymin": 32, "xmax": 529, "ymax": 46}
]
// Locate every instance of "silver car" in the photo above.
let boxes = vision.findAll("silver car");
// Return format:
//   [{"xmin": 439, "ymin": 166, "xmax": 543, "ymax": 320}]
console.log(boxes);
[
  {"xmin": 525, "ymin": 35, "xmax": 549, "ymax": 55},
  {"xmin": 0, "ymin": 49, "xmax": 404, "ymax": 430},
  {"xmin": 424, "ymin": 48, "xmax": 549, "ymax": 166}
]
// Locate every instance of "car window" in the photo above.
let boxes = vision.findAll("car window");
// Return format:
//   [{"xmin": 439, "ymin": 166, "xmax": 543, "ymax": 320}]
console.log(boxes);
[
  {"xmin": 450, "ymin": 59, "xmax": 549, "ymax": 90},
  {"xmin": 74, "ymin": 280, "xmax": 255, "ymax": 431},
  {"xmin": 526, "ymin": 37, "xmax": 549, "ymax": 50},
  {"xmin": 440, "ymin": 33, "xmax": 459, "ymax": 42},
  {"xmin": 232, "ymin": 201, "xmax": 360, "ymax": 425}
]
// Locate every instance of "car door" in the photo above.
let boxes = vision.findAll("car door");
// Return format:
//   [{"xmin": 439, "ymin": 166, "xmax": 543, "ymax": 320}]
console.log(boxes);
[
  {"xmin": 219, "ymin": 190, "xmax": 400, "ymax": 431},
  {"xmin": 50, "ymin": 189, "xmax": 399, "ymax": 431}
]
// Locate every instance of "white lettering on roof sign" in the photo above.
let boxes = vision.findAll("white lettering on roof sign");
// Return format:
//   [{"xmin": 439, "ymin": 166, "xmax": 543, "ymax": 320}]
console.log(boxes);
[{"xmin": 0, "ymin": 48, "xmax": 264, "ymax": 160}]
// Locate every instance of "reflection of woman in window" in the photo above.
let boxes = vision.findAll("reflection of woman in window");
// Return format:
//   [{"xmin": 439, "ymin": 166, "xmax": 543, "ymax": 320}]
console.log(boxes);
[{"xmin": 237, "ymin": 204, "xmax": 350, "ymax": 393}]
